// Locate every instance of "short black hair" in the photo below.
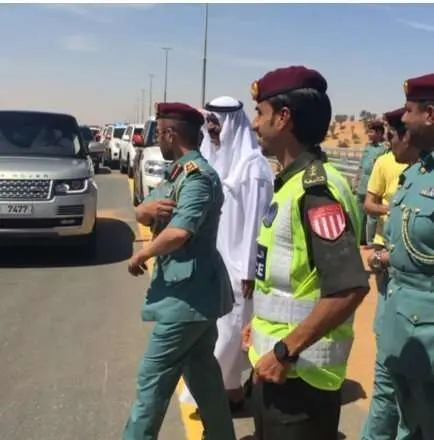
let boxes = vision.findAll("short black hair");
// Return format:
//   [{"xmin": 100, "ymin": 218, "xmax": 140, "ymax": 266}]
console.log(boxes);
[
  {"xmin": 268, "ymin": 88, "xmax": 332, "ymax": 145},
  {"xmin": 170, "ymin": 119, "xmax": 202, "ymax": 148}
]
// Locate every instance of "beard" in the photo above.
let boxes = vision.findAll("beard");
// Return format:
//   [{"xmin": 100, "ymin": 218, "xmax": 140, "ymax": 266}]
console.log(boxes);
[{"xmin": 160, "ymin": 145, "xmax": 174, "ymax": 161}]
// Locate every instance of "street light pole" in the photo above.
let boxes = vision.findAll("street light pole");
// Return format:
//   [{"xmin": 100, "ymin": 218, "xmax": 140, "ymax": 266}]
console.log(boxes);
[
  {"xmin": 200, "ymin": 4, "xmax": 209, "ymax": 107},
  {"xmin": 148, "ymin": 74, "xmax": 154, "ymax": 117},
  {"xmin": 140, "ymin": 88, "xmax": 146, "ymax": 122},
  {"xmin": 162, "ymin": 47, "xmax": 172, "ymax": 103}
]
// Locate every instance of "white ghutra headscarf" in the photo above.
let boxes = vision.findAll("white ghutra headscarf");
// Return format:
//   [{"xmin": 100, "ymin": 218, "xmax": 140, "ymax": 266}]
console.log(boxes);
[{"xmin": 200, "ymin": 96, "xmax": 273, "ymax": 192}]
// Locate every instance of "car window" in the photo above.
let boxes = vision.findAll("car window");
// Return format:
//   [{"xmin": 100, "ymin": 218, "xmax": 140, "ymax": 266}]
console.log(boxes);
[
  {"xmin": 113, "ymin": 127, "xmax": 125, "ymax": 138},
  {"xmin": 80, "ymin": 127, "xmax": 93, "ymax": 141},
  {"xmin": 0, "ymin": 111, "xmax": 83, "ymax": 157}
]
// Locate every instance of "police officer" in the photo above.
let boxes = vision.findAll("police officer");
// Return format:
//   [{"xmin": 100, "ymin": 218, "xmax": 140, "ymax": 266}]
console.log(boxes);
[
  {"xmin": 378, "ymin": 74, "xmax": 434, "ymax": 438},
  {"xmin": 355, "ymin": 120, "xmax": 388, "ymax": 246},
  {"xmin": 123, "ymin": 102, "xmax": 236, "ymax": 440},
  {"xmin": 242, "ymin": 66, "xmax": 370, "ymax": 440},
  {"xmin": 361, "ymin": 107, "xmax": 417, "ymax": 440}
]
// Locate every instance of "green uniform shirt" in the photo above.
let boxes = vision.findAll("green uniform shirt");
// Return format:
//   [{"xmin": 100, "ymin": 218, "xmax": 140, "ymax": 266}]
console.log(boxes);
[{"xmin": 141, "ymin": 150, "xmax": 234, "ymax": 323}]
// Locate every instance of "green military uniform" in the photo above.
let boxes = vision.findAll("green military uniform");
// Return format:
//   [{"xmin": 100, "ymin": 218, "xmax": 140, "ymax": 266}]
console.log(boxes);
[
  {"xmin": 356, "ymin": 141, "xmax": 388, "ymax": 245},
  {"xmin": 378, "ymin": 150, "xmax": 434, "ymax": 438},
  {"xmin": 123, "ymin": 150, "xmax": 236, "ymax": 440}
]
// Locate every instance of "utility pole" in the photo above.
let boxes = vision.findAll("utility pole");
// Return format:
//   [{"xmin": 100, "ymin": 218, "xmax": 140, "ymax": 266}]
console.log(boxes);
[
  {"xmin": 148, "ymin": 74, "xmax": 155, "ymax": 117},
  {"xmin": 162, "ymin": 47, "xmax": 172, "ymax": 103},
  {"xmin": 140, "ymin": 88, "xmax": 146, "ymax": 122},
  {"xmin": 201, "ymin": 3, "xmax": 209, "ymax": 107}
]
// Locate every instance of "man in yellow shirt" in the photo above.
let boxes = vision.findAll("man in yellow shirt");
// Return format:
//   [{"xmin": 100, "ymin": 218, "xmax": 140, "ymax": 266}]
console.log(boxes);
[{"xmin": 361, "ymin": 108, "xmax": 418, "ymax": 440}]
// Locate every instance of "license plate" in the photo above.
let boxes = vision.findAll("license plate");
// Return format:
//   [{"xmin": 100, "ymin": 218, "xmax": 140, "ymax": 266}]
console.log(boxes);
[{"xmin": 0, "ymin": 204, "xmax": 34, "ymax": 216}]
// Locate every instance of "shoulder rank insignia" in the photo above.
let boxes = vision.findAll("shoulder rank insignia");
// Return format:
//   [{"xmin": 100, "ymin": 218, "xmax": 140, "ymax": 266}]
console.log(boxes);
[
  {"xmin": 184, "ymin": 160, "xmax": 200, "ymax": 176},
  {"xmin": 168, "ymin": 164, "xmax": 182, "ymax": 182},
  {"xmin": 302, "ymin": 160, "xmax": 327, "ymax": 189},
  {"xmin": 420, "ymin": 187, "xmax": 434, "ymax": 199}
]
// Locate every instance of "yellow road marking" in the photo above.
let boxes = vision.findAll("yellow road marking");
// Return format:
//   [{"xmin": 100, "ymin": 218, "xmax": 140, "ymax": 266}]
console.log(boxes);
[{"xmin": 127, "ymin": 178, "xmax": 202, "ymax": 440}]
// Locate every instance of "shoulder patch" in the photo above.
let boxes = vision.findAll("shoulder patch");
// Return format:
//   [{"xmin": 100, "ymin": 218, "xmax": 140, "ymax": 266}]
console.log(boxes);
[
  {"xmin": 307, "ymin": 203, "xmax": 346, "ymax": 241},
  {"xmin": 184, "ymin": 160, "xmax": 200, "ymax": 176},
  {"xmin": 302, "ymin": 160, "xmax": 327, "ymax": 189}
]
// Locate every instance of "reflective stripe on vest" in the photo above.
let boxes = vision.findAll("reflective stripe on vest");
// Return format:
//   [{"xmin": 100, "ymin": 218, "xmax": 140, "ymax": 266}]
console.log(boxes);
[
  {"xmin": 253, "ymin": 292, "xmax": 354, "ymax": 326},
  {"xmin": 252, "ymin": 327, "xmax": 354, "ymax": 369}
]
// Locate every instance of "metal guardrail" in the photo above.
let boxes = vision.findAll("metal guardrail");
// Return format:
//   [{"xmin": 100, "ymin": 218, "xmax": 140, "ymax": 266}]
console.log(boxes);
[{"xmin": 267, "ymin": 146, "xmax": 364, "ymax": 191}]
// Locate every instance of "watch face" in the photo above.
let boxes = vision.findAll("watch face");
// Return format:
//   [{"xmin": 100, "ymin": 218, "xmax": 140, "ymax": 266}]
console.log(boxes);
[{"xmin": 274, "ymin": 342, "xmax": 289, "ymax": 361}]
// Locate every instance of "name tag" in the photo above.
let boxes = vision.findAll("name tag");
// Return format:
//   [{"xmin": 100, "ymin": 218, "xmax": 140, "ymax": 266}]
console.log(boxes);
[{"xmin": 256, "ymin": 244, "xmax": 267, "ymax": 281}]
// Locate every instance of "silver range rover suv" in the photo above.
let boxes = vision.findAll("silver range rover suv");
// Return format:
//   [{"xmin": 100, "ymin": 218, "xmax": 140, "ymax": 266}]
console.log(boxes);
[{"xmin": 0, "ymin": 111, "xmax": 98, "ymax": 252}]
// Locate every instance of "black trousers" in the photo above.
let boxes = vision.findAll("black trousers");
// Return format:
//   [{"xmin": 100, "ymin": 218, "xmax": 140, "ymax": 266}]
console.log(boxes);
[{"xmin": 252, "ymin": 378, "xmax": 341, "ymax": 440}]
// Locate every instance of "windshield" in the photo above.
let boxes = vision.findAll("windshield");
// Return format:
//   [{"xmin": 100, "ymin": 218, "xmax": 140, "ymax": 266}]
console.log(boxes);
[
  {"xmin": 113, "ymin": 128, "xmax": 125, "ymax": 139},
  {"xmin": 80, "ymin": 126, "xmax": 94, "ymax": 141},
  {"xmin": 134, "ymin": 127, "xmax": 144, "ymax": 136},
  {"xmin": 0, "ymin": 111, "xmax": 83, "ymax": 157}
]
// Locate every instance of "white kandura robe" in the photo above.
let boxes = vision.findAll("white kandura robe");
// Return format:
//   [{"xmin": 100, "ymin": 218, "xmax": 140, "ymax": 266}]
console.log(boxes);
[{"xmin": 179, "ymin": 154, "xmax": 273, "ymax": 405}]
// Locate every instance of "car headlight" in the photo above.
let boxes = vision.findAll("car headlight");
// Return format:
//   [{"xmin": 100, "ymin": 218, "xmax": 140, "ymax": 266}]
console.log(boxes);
[
  {"xmin": 143, "ymin": 160, "xmax": 168, "ymax": 178},
  {"xmin": 54, "ymin": 178, "xmax": 89, "ymax": 195}
]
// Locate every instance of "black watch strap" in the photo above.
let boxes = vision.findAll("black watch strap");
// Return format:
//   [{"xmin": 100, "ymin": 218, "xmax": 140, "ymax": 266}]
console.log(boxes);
[{"xmin": 273, "ymin": 341, "xmax": 299, "ymax": 363}]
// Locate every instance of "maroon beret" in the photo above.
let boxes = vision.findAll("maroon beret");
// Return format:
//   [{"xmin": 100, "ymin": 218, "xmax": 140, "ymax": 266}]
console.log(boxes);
[
  {"xmin": 155, "ymin": 102, "xmax": 204, "ymax": 126},
  {"xmin": 404, "ymin": 73, "xmax": 434, "ymax": 102},
  {"xmin": 367, "ymin": 120, "xmax": 385, "ymax": 131},
  {"xmin": 250, "ymin": 66, "xmax": 328, "ymax": 102},
  {"xmin": 384, "ymin": 108, "xmax": 405, "ymax": 131}
]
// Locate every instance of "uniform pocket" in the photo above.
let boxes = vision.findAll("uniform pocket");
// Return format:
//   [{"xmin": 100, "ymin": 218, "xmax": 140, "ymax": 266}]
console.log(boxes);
[
  {"xmin": 383, "ymin": 292, "xmax": 434, "ymax": 378},
  {"xmin": 162, "ymin": 259, "xmax": 195, "ymax": 285}
]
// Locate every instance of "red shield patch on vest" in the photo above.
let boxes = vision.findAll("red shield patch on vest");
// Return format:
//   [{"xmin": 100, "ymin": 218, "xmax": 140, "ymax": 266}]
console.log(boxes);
[{"xmin": 307, "ymin": 203, "xmax": 347, "ymax": 241}]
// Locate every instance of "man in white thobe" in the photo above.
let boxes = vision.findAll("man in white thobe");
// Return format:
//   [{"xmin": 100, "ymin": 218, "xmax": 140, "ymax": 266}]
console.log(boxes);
[{"xmin": 179, "ymin": 96, "xmax": 274, "ymax": 412}]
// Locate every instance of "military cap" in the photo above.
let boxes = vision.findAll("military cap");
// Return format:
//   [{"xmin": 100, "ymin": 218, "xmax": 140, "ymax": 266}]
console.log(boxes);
[
  {"xmin": 367, "ymin": 120, "xmax": 385, "ymax": 131},
  {"xmin": 155, "ymin": 102, "xmax": 204, "ymax": 126},
  {"xmin": 384, "ymin": 108, "xmax": 405, "ymax": 131},
  {"xmin": 250, "ymin": 65, "xmax": 328, "ymax": 102},
  {"xmin": 404, "ymin": 73, "xmax": 434, "ymax": 102}
]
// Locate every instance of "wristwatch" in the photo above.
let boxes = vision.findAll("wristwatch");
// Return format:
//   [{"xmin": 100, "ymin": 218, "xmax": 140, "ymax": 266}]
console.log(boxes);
[
  {"xmin": 273, "ymin": 341, "xmax": 299, "ymax": 364},
  {"xmin": 371, "ymin": 251, "xmax": 384, "ymax": 271}
]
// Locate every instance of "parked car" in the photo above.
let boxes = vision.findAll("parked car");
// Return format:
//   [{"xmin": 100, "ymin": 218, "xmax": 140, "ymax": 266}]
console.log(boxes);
[
  {"xmin": 0, "ymin": 111, "xmax": 98, "ymax": 253},
  {"xmin": 102, "ymin": 123, "xmax": 127, "ymax": 169},
  {"xmin": 80, "ymin": 125, "xmax": 104, "ymax": 173},
  {"xmin": 119, "ymin": 123, "xmax": 145, "ymax": 178},
  {"xmin": 132, "ymin": 118, "xmax": 171, "ymax": 206}
]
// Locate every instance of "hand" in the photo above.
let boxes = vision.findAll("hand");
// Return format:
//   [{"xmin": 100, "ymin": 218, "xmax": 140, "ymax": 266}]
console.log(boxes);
[
  {"xmin": 138, "ymin": 199, "xmax": 176, "ymax": 222},
  {"xmin": 241, "ymin": 323, "xmax": 252, "ymax": 352},
  {"xmin": 367, "ymin": 249, "xmax": 389, "ymax": 273},
  {"xmin": 253, "ymin": 350, "xmax": 288, "ymax": 384},
  {"xmin": 241, "ymin": 279, "xmax": 255, "ymax": 299},
  {"xmin": 128, "ymin": 251, "xmax": 149, "ymax": 277}
]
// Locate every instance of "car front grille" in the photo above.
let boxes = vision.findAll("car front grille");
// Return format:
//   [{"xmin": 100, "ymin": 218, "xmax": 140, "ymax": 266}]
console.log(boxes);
[{"xmin": 0, "ymin": 179, "xmax": 52, "ymax": 201}]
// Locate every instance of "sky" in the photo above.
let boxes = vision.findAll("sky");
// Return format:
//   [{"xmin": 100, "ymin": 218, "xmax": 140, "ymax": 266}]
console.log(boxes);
[{"xmin": 1, "ymin": 3, "xmax": 434, "ymax": 125}]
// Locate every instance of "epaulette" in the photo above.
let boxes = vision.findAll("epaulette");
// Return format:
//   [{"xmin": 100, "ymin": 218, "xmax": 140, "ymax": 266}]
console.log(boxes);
[
  {"xmin": 302, "ymin": 160, "xmax": 327, "ymax": 190},
  {"xmin": 184, "ymin": 160, "xmax": 200, "ymax": 176}
]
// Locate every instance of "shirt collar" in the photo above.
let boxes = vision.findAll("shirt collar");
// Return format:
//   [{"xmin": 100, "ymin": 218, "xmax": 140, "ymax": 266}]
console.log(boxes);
[
  {"xmin": 419, "ymin": 149, "xmax": 434, "ymax": 172},
  {"xmin": 166, "ymin": 150, "xmax": 201, "ymax": 180},
  {"xmin": 274, "ymin": 149, "xmax": 320, "ymax": 192}
]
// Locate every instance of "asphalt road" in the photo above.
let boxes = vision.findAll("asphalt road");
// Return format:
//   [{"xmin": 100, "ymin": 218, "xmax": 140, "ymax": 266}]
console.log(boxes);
[
  {"xmin": 0, "ymin": 169, "xmax": 183, "ymax": 440},
  {"xmin": 0, "ymin": 168, "xmax": 371, "ymax": 440}
]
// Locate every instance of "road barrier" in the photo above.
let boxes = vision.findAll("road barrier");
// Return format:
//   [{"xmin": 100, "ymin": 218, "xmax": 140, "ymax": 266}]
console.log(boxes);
[{"xmin": 267, "ymin": 146, "xmax": 364, "ymax": 191}]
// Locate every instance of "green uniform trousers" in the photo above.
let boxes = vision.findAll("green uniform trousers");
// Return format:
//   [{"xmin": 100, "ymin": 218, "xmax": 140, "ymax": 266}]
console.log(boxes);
[
  {"xmin": 390, "ymin": 374, "xmax": 434, "ymax": 439},
  {"xmin": 123, "ymin": 320, "xmax": 236, "ymax": 440},
  {"xmin": 361, "ymin": 349, "xmax": 410, "ymax": 440}
]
